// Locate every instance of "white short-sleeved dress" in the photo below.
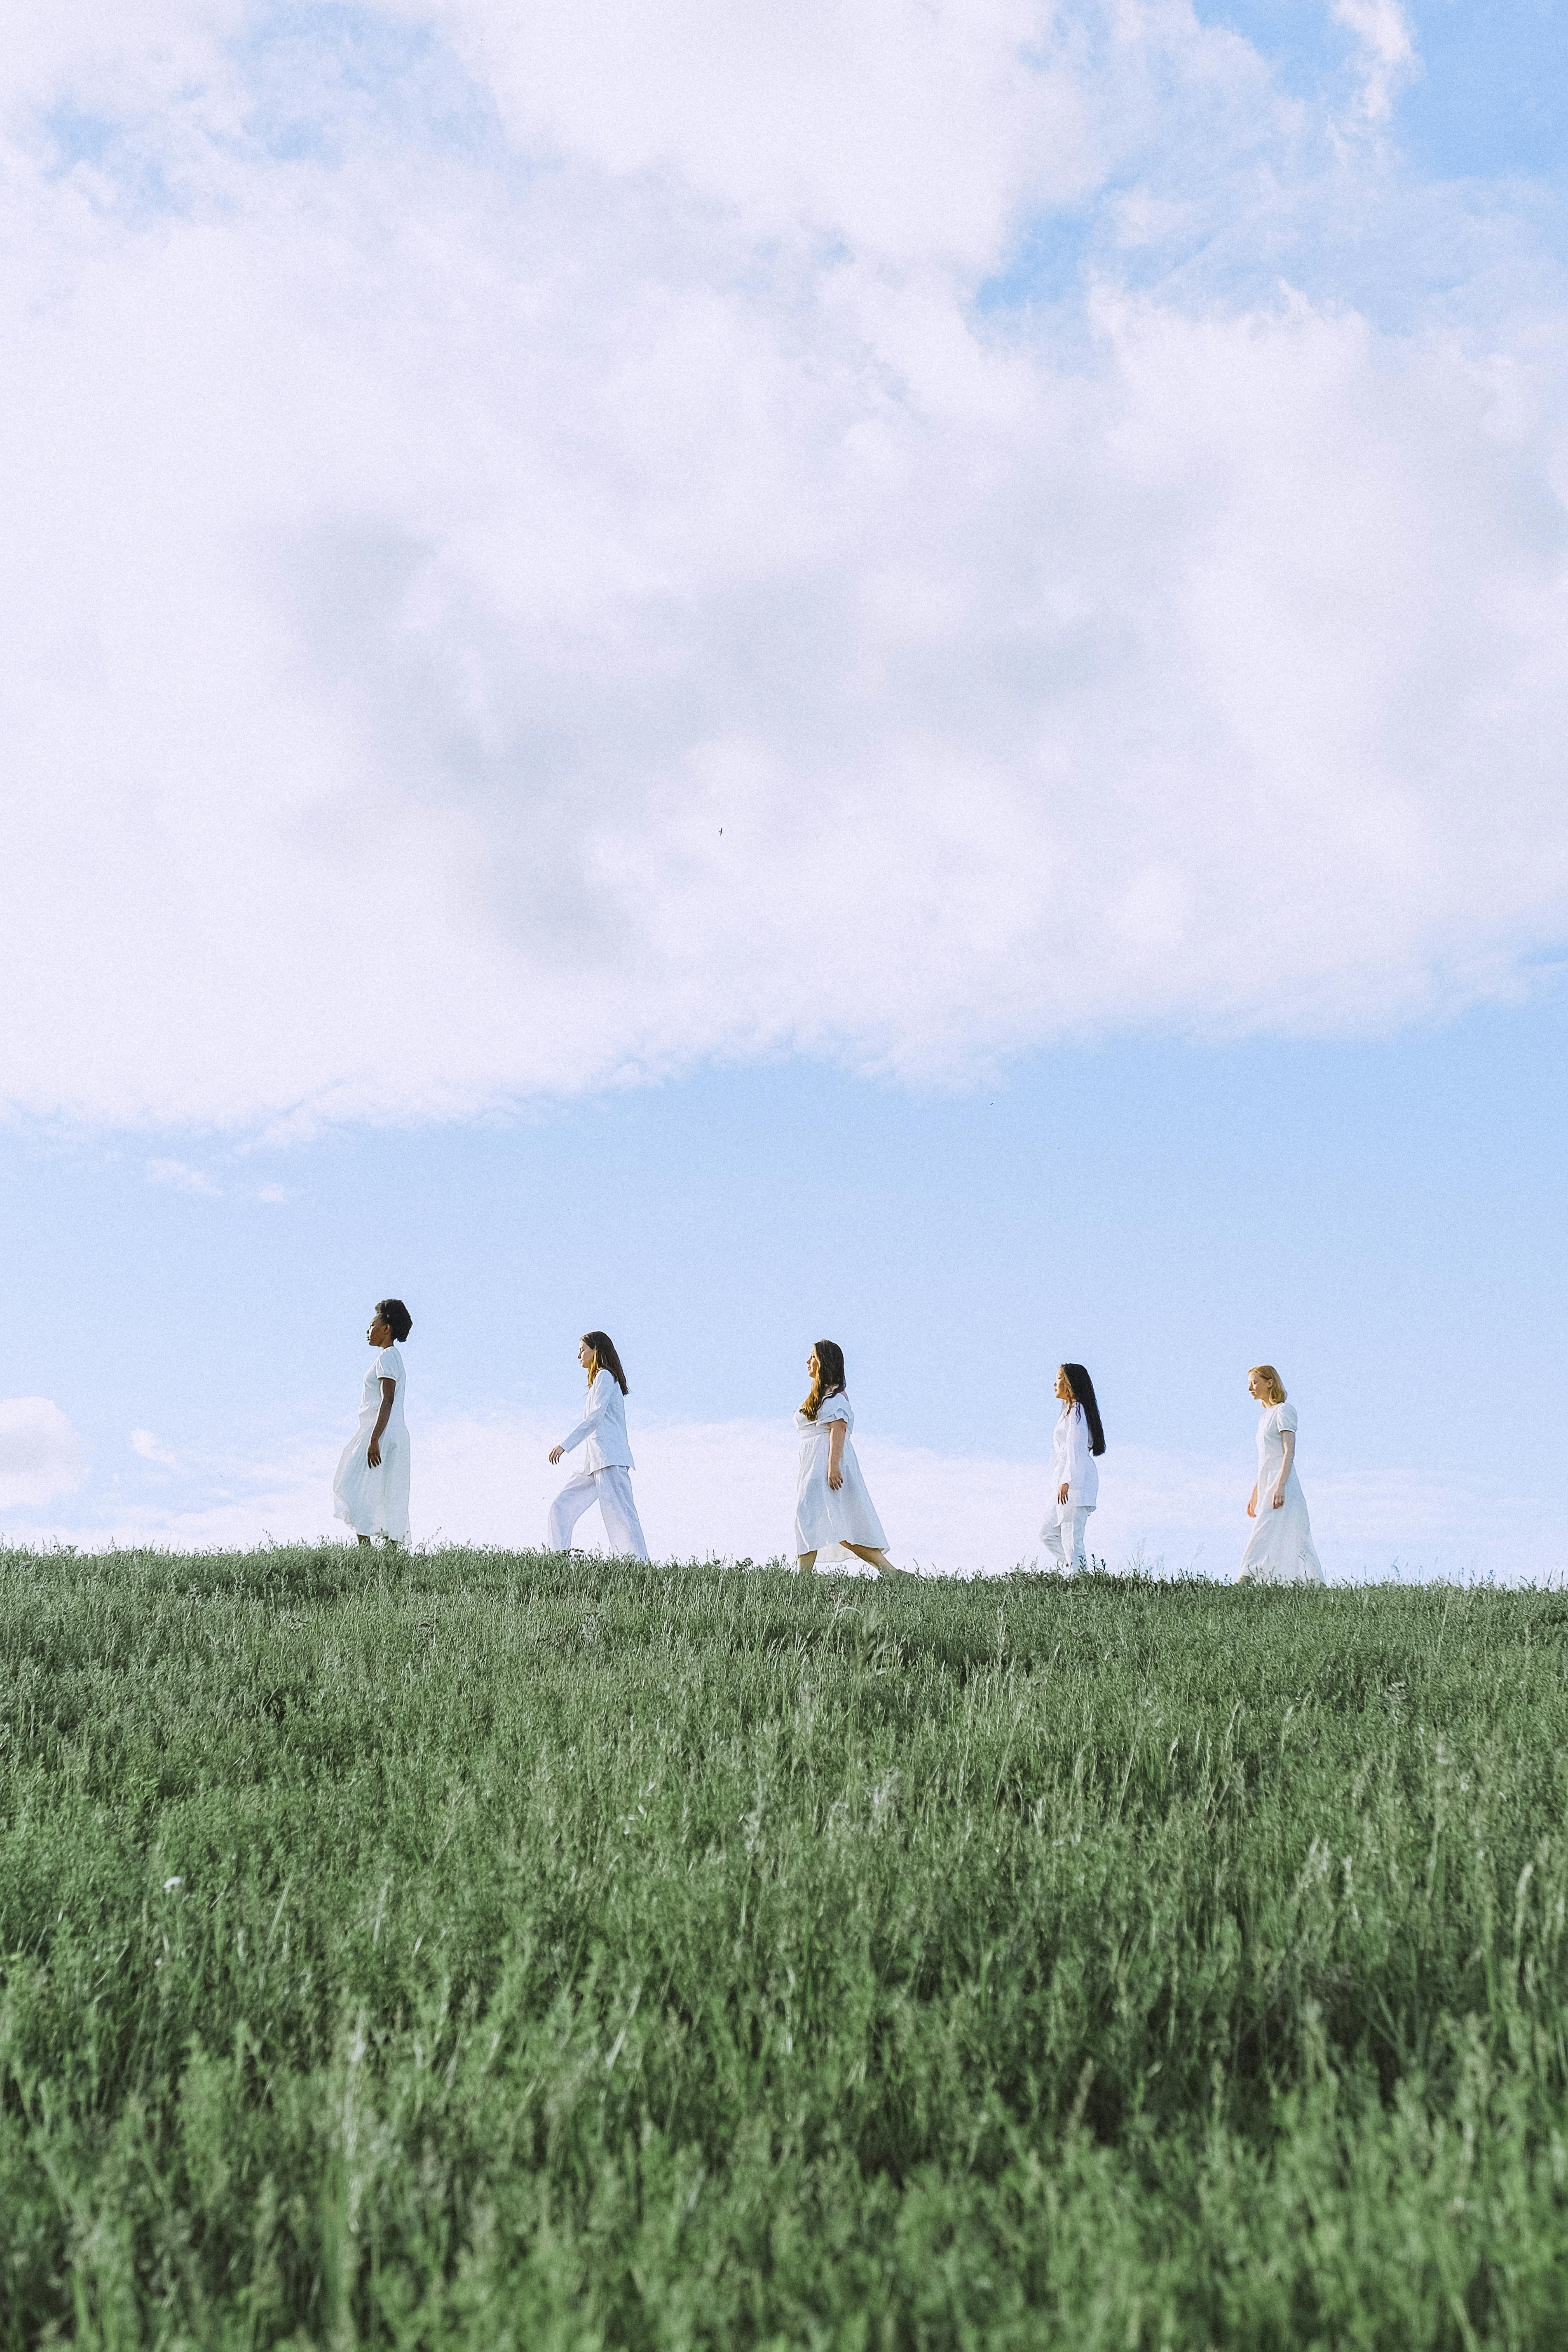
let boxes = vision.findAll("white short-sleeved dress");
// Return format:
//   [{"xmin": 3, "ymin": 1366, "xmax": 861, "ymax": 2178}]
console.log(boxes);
[
  {"xmin": 333, "ymin": 1343, "xmax": 410, "ymax": 1543},
  {"xmin": 1239, "ymin": 1400, "xmax": 1322, "ymax": 1585},
  {"xmin": 794, "ymin": 1393, "xmax": 886, "ymax": 1558}
]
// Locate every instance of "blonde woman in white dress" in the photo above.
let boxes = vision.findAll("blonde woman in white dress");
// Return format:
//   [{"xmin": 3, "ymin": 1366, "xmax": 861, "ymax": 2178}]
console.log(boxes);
[
  {"xmin": 547, "ymin": 1330, "xmax": 650, "ymax": 1562},
  {"xmin": 1238, "ymin": 1364, "xmax": 1324, "ymax": 1585},
  {"xmin": 794, "ymin": 1340, "xmax": 904, "ymax": 1576},
  {"xmin": 333, "ymin": 1298, "xmax": 412, "ymax": 1547}
]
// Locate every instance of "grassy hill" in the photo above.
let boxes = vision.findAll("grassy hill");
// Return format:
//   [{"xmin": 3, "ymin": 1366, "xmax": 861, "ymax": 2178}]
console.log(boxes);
[{"xmin": 2, "ymin": 1544, "xmax": 1566, "ymax": 2348}]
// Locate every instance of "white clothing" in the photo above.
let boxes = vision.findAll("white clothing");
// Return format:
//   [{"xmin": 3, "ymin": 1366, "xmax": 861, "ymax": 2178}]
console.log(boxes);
[
  {"xmin": 333, "ymin": 1344, "xmax": 410, "ymax": 1543},
  {"xmin": 1042, "ymin": 1502, "xmax": 1092, "ymax": 1574},
  {"xmin": 558, "ymin": 1369, "xmax": 635, "ymax": 1472},
  {"xmin": 1239, "ymin": 1402, "xmax": 1324, "ymax": 1585},
  {"xmin": 1052, "ymin": 1402, "xmax": 1099, "ymax": 1509},
  {"xmin": 794, "ymin": 1393, "xmax": 887, "ymax": 1557},
  {"xmin": 547, "ymin": 1466, "xmax": 649, "ymax": 1561}
]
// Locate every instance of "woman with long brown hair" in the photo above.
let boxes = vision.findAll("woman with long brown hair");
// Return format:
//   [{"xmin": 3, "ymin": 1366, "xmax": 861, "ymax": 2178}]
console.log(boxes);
[
  {"xmin": 546, "ymin": 1330, "xmax": 649, "ymax": 1562},
  {"xmin": 793, "ymin": 1339, "xmax": 903, "ymax": 1576}
]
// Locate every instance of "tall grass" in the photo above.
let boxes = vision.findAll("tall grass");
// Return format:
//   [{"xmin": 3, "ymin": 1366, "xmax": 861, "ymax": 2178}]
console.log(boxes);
[{"xmin": 2, "ymin": 1543, "xmax": 1566, "ymax": 2347}]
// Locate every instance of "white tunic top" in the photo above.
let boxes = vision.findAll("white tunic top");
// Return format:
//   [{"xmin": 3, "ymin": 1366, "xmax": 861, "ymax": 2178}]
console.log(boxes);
[
  {"xmin": 332, "ymin": 1343, "xmax": 410, "ymax": 1542},
  {"xmin": 1052, "ymin": 1402, "xmax": 1099, "ymax": 1509},
  {"xmin": 559, "ymin": 1368, "xmax": 635, "ymax": 1472},
  {"xmin": 1240, "ymin": 1400, "xmax": 1324, "ymax": 1585},
  {"xmin": 794, "ymin": 1392, "xmax": 887, "ymax": 1556}
]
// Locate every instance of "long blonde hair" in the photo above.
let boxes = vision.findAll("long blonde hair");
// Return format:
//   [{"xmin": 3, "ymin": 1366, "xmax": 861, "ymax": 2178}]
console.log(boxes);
[
  {"xmin": 1249, "ymin": 1364, "xmax": 1287, "ymax": 1405},
  {"xmin": 799, "ymin": 1339, "xmax": 846, "ymax": 1422}
]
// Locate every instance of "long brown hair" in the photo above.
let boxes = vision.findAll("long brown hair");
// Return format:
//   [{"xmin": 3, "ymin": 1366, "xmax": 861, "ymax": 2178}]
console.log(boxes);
[
  {"xmin": 583, "ymin": 1331, "xmax": 628, "ymax": 1394},
  {"xmin": 799, "ymin": 1338, "xmax": 846, "ymax": 1422}
]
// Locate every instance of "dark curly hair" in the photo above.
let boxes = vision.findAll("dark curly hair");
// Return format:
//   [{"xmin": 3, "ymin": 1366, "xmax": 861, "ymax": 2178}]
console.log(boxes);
[{"xmin": 376, "ymin": 1298, "xmax": 413, "ymax": 1344}]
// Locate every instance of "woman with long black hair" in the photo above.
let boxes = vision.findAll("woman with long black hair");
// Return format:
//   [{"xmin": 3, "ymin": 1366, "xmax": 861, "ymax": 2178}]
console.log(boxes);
[{"xmin": 1041, "ymin": 1362, "xmax": 1105, "ymax": 1573}]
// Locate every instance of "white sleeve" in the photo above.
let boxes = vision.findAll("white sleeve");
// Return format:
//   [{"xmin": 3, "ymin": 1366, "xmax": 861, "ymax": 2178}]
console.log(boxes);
[
  {"xmin": 1065, "ymin": 1406, "xmax": 1090, "ymax": 1494},
  {"xmin": 559, "ymin": 1372, "xmax": 611, "ymax": 1454},
  {"xmin": 1277, "ymin": 1403, "xmax": 1298, "ymax": 1435},
  {"xmin": 376, "ymin": 1349, "xmax": 398, "ymax": 1388}
]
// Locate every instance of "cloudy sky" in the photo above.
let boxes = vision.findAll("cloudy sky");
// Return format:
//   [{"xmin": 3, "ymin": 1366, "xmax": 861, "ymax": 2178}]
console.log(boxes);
[{"xmin": 2, "ymin": 0, "xmax": 1566, "ymax": 1575}]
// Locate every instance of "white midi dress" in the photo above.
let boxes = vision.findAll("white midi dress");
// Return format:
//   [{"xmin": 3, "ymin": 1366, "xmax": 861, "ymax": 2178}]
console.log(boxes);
[
  {"xmin": 1239, "ymin": 1401, "xmax": 1322, "ymax": 1585},
  {"xmin": 333, "ymin": 1343, "xmax": 411, "ymax": 1543},
  {"xmin": 794, "ymin": 1393, "xmax": 886, "ymax": 1558}
]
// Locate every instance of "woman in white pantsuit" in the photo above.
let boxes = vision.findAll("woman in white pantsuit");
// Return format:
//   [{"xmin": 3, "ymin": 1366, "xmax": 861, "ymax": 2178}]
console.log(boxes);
[
  {"xmin": 546, "ymin": 1331, "xmax": 650, "ymax": 1561},
  {"xmin": 1238, "ymin": 1365, "xmax": 1324, "ymax": 1585},
  {"xmin": 794, "ymin": 1340, "xmax": 904, "ymax": 1576},
  {"xmin": 1041, "ymin": 1362, "xmax": 1104, "ymax": 1573}
]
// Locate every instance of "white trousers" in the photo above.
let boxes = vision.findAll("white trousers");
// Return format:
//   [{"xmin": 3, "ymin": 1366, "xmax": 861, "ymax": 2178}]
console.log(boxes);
[
  {"xmin": 546, "ymin": 1467, "xmax": 649, "ymax": 1562},
  {"xmin": 1042, "ymin": 1503, "xmax": 1092, "ymax": 1573}
]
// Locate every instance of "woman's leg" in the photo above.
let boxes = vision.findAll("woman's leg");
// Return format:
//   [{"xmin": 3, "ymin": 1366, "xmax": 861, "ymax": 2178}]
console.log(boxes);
[
  {"xmin": 597, "ymin": 1468, "xmax": 650, "ymax": 1563},
  {"xmin": 546, "ymin": 1470, "xmax": 600, "ymax": 1552},
  {"xmin": 1041, "ymin": 1513, "xmax": 1069, "ymax": 1571},
  {"xmin": 797, "ymin": 1552, "xmax": 818, "ymax": 1572},
  {"xmin": 845, "ymin": 1544, "xmax": 905, "ymax": 1576}
]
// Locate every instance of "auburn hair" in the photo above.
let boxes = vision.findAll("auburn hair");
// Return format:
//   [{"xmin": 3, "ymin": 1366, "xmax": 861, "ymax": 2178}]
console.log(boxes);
[
  {"xmin": 1249, "ymin": 1364, "xmax": 1287, "ymax": 1405},
  {"xmin": 582, "ymin": 1331, "xmax": 629, "ymax": 1394},
  {"xmin": 799, "ymin": 1338, "xmax": 847, "ymax": 1422}
]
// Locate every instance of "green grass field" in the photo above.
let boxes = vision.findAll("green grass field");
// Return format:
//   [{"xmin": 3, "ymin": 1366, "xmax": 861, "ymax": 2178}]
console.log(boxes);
[{"xmin": 3, "ymin": 1544, "xmax": 1567, "ymax": 2349}]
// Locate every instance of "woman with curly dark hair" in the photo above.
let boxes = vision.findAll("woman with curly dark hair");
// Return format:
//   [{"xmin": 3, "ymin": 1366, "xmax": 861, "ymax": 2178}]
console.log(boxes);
[{"xmin": 333, "ymin": 1298, "xmax": 413, "ymax": 1547}]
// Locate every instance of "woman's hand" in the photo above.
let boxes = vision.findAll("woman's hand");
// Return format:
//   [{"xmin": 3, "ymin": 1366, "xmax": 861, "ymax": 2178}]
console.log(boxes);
[
  {"xmin": 1246, "ymin": 1486, "xmax": 1257, "ymax": 1519},
  {"xmin": 367, "ymin": 1376, "xmax": 394, "ymax": 1474},
  {"xmin": 548, "ymin": 1445, "xmax": 564, "ymax": 1465},
  {"xmin": 1272, "ymin": 1487, "xmax": 1286, "ymax": 1510},
  {"xmin": 1057, "ymin": 1481, "xmax": 1069, "ymax": 1506},
  {"xmin": 827, "ymin": 1464, "xmax": 843, "ymax": 1489}
]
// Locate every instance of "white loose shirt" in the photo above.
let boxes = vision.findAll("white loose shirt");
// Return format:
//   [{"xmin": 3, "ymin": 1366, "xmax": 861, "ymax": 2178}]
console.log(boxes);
[
  {"xmin": 558, "ymin": 1368, "xmax": 635, "ymax": 1472},
  {"xmin": 1052, "ymin": 1401, "xmax": 1099, "ymax": 1509}
]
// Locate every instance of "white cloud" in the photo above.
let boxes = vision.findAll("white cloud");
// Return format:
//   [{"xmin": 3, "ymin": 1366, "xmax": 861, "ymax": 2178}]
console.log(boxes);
[
  {"xmin": 130, "ymin": 1427, "xmax": 180, "ymax": 1467},
  {"xmin": 1331, "ymin": 0, "xmax": 1418, "ymax": 121},
  {"xmin": 0, "ymin": 3, "xmax": 1564, "ymax": 1133},
  {"xmin": 145, "ymin": 1159, "xmax": 221, "ymax": 1194},
  {"xmin": 16, "ymin": 1407, "xmax": 1563, "ymax": 1586},
  {"xmin": 256, "ymin": 1183, "xmax": 288, "ymax": 1204},
  {"xmin": 0, "ymin": 1398, "xmax": 88, "ymax": 1508}
]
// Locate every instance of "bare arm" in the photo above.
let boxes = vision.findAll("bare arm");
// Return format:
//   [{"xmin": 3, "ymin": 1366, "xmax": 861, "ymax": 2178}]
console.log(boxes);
[
  {"xmin": 1273, "ymin": 1430, "xmax": 1294, "ymax": 1508},
  {"xmin": 366, "ymin": 1378, "xmax": 395, "ymax": 1468},
  {"xmin": 827, "ymin": 1420, "xmax": 846, "ymax": 1490}
]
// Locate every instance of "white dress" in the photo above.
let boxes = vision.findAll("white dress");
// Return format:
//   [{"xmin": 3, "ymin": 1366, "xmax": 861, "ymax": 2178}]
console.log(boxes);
[
  {"xmin": 1239, "ymin": 1401, "xmax": 1322, "ymax": 1584},
  {"xmin": 333, "ymin": 1343, "xmax": 410, "ymax": 1543},
  {"xmin": 794, "ymin": 1393, "xmax": 886, "ymax": 1557}
]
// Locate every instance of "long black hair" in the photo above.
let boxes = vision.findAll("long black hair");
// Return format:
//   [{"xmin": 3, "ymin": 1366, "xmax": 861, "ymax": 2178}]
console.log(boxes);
[
  {"xmin": 1060, "ymin": 1362, "xmax": 1105, "ymax": 1455},
  {"xmin": 583, "ymin": 1331, "xmax": 628, "ymax": 1394}
]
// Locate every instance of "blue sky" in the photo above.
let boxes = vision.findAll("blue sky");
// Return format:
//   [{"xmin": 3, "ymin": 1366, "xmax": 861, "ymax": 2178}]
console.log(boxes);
[{"xmin": 2, "ymin": 1, "xmax": 1567, "ymax": 1573}]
